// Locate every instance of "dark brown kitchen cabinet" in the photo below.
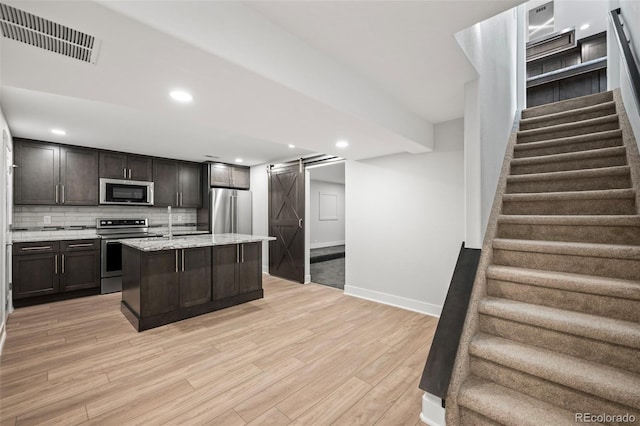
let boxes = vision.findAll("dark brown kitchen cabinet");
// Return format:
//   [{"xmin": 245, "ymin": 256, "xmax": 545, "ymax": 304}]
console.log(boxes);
[
  {"xmin": 100, "ymin": 152, "xmax": 153, "ymax": 181},
  {"xmin": 209, "ymin": 163, "xmax": 250, "ymax": 189},
  {"xmin": 141, "ymin": 250, "xmax": 180, "ymax": 317},
  {"xmin": 12, "ymin": 239, "xmax": 100, "ymax": 301},
  {"xmin": 14, "ymin": 139, "xmax": 60, "ymax": 205},
  {"xmin": 212, "ymin": 242, "xmax": 261, "ymax": 299},
  {"xmin": 60, "ymin": 146, "xmax": 99, "ymax": 205},
  {"xmin": 14, "ymin": 138, "xmax": 98, "ymax": 206},
  {"xmin": 12, "ymin": 242, "xmax": 59, "ymax": 299},
  {"xmin": 126, "ymin": 247, "xmax": 211, "ymax": 318},
  {"xmin": 59, "ymin": 239, "xmax": 101, "ymax": 292},
  {"xmin": 179, "ymin": 247, "xmax": 212, "ymax": 308},
  {"xmin": 153, "ymin": 159, "xmax": 201, "ymax": 208}
]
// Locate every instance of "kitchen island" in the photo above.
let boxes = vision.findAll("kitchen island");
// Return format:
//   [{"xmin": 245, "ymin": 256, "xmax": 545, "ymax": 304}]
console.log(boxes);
[{"xmin": 120, "ymin": 233, "xmax": 275, "ymax": 331}]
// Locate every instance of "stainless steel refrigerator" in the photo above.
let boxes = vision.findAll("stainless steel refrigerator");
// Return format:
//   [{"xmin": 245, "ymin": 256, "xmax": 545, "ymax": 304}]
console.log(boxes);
[{"xmin": 211, "ymin": 188, "xmax": 252, "ymax": 234}]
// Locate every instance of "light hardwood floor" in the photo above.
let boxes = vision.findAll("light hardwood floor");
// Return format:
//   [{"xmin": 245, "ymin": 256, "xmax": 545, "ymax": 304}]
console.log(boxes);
[{"xmin": 0, "ymin": 275, "xmax": 437, "ymax": 425}]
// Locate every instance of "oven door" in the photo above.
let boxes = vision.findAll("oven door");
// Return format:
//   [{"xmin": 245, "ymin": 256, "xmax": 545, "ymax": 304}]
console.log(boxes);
[
  {"xmin": 101, "ymin": 239, "xmax": 123, "ymax": 278},
  {"xmin": 100, "ymin": 179, "xmax": 154, "ymax": 206}
]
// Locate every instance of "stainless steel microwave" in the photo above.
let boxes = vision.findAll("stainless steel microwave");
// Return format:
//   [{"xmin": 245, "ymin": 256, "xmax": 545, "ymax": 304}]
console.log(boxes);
[{"xmin": 99, "ymin": 178, "xmax": 154, "ymax": 206}]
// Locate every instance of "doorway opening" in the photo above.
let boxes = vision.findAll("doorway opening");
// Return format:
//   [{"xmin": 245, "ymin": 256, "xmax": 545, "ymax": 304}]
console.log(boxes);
[{"xmin": 306, "ymin": 162, "xmax": 345, "ymax": 290}]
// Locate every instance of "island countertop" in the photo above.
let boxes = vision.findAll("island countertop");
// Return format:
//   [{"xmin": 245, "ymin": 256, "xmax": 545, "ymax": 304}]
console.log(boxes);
[{"xmin": 120, "ymin": 233, "xmax": 275, "ymax": 252}]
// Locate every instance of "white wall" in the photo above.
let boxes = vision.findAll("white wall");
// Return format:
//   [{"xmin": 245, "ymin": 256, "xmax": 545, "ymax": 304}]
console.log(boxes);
[
  {"xmin": 344, "ymin": 118, "xmax": 465, "ymax": 317},
  {"xmin": 250, "ymin": 164, "xmax": 269, "ymax": 274},
  {"xmin": 456, "ymin": 8, "xmax": 519, "ymax": 245},
  {"xmin": 0, "ymin": 42, "xmax": 12, "ymax": 352},
  {"xmin": 527, "ymin": 0, "xmax": 610, "ymax": 41},
  {"xmin": 608, "ymin": 0, "xmax": 640, "ymax": 142},
  {"xmin": 308, "ymin": 179, "xmax": 345, "ymax": 249}
]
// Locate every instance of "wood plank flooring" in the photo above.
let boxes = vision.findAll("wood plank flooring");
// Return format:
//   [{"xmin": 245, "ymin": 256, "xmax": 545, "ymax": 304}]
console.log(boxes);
[{"xmin": 0, "ymin": 276, "xmax": 437, "ymax": 425}]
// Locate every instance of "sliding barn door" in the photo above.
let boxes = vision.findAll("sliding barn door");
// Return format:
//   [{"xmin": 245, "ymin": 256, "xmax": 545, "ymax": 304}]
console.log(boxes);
[{"xmin": 268, "ymin": 164, "xmax": 305, "ymax": 283}]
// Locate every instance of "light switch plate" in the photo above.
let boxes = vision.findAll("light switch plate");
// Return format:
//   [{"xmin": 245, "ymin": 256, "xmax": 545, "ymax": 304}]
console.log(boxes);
[{"xmin": 43, "ymin": 215, "xmax": 51, "ymax": 225}]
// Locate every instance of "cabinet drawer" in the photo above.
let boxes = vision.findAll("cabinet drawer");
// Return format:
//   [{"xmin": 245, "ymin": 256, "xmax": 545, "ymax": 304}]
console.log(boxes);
[
  {"xmin": 13, "ymin": 241, "xmax": 59, "ymax": 255},
  {"xmin": 60, "ymin": 239, "xmax": 100, "ymax": 252}
]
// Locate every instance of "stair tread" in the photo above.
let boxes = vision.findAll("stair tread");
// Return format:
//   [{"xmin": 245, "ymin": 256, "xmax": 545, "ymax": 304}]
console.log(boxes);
[
  {"xmin": 487, "ymin": 265, "xmax": 640, "ymax": 300},
  {"xmin": 510, "ymin": 146, "xmax": 626, "ymax": 165},
  {"xmin": 514, "ymin": 129, "xmax": 622, "ymax": 151},
  {"xmin": 522, "ymin": 91, "xmax": 613, "ymax": 118},
  {"xmin": 458, "ymin": 376, "xmax": 599, "ymax": 426},
  {"xmin": 497, "ymin": 214, "xmax": 640, "ymax": 226},
  {"xmin": 506, "ymin": 165, "xmax": 630, "ymax": 182},
  {"xmin": 469, "ymin": 334, "xmax": 640, "ymax": 408},
  {"xmin": 502, "ymin": 188, "xmax": 635, "ymax": 201},
  {"xmin": 493, "ymin": 238, "xmax": 640, "ymax": 260},
  {"xmin": 520, "ymin": 101, "xmax": 616, "ymax": 126},
  {"xmin": 479, "ymin": 296, "xmax": 640, "ymax": 348},
  {"xmin": 517, "ymin": 114, "xmax": 619, "ymax": 137}
]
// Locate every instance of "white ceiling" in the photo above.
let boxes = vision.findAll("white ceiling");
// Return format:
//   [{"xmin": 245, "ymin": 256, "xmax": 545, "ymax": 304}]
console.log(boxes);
[{"xmin": 0, "ymin": 0, "xmax": 523, "ymax": 165}]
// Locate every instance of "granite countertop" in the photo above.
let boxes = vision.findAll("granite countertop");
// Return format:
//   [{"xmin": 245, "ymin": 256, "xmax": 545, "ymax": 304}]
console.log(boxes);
[
  {"xmin": 120, "ymin": 233, "xmax": 276, "ymax": 252},
  {"xmin": 158, "ymin": 230, "xmax": 211, "ymax": 237}
]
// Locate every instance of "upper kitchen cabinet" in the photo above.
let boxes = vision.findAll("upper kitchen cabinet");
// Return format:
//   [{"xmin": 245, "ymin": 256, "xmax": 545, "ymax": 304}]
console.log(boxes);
[
  {"xmin": 209, "ymin": 163, "xmax": 250, "ymax": 189},
  {"xmin": 14, "ymin": 139, "xmax": 99, "ymax": 206},
  {"xmin": 99, "ymin": 152, "xmax": 153, "ymax": 181},
  {"xmin": 153, "ymin": 159, "xmax": 201, "ymax": 208}
]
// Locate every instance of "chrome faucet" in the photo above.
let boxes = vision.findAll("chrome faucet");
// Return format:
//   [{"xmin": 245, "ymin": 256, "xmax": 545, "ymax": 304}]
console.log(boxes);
[{"xmin": 167, "ymin": 206, "xmax": 172, "ymax": 239}]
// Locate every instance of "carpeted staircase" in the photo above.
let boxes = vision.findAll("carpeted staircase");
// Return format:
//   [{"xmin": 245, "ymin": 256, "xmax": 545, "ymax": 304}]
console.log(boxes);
[{"xmin": 446, "ymin": 90, "xmax": 640, "ymax": 426}]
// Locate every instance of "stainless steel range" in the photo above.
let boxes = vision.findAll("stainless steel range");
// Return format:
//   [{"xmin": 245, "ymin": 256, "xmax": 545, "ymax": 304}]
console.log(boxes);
[{"xmin": 97, "ymin": 218, "xmax": 159, "ymax": 294}]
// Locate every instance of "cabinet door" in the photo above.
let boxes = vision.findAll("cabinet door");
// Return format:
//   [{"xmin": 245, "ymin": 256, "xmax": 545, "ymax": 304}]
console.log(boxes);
[
  {"xmin": 127, "ymin": 155, "xmax": 153, "ymax": 181},
  {"xmin": 179, "ymin": 247, "xmax": 212, "ymax": 308},
  {"xmin": 60, "ymin": 146, "xmax": 99, "ymax": 206},
  {"xmin": 14, "ymin": 139, "xmax": 60, "ymax": 205},
  {"xmin": 99, "ymin": 152, "xmax": 128, "ymax": 179},
  {"xmin": 231, "ymin": 166, "xmax": 250, "ymax": 190},
  {"xmin": 141, "ymin": 250, "xmax": 180, "ymax": 317},
  {"xmin": 212, "ymin": 244, "xmax": 238, "ymax": 299},
  {"xmin": 238, "ymin": 242, "xmax": 262, "ymax": 293},
  {"xmin": 179, "ymin": 163, "xmax": 201, "ymax": 208},
  {"xmin": 153, "ymin": 159, "xmax": 179, "ymax": 207},
  {"xmin": 12, "ymin": 253, "xmax": 59, "ymax": 299},
  {"xmin": 60, "ymin": 250, "xmax": 100, "ymax": 292},
  {"xmin": 210, "ymin": 163, "xmax": 231, "ymax": 187}
]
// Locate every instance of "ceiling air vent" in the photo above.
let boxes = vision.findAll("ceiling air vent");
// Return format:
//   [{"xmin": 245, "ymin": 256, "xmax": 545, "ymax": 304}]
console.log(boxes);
[{"xmin": 0, "ymin": 2, "xmax": 100, "ymax": 64}]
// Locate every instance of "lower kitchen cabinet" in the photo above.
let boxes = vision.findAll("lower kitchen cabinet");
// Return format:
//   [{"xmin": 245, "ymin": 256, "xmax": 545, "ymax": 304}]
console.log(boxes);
[
  {"xmin": 121, "ymin": 242, "xmax": 263, "ymax": 331},
  {"xmin": 12, "ymin": 239, "xmax": 100, "ymax": 303},
  {"xmin": 212, "ymin": 242, "xmax": 262, "ymax": 299}
]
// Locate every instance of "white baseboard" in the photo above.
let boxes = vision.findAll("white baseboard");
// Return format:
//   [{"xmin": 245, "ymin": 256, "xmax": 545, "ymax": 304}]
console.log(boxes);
[
  {"xmin": 262, "ymin": 264, "xmax": 269, "ymax": 274},
  {"xmin": 0, "ymin": 323, "xmax": 6, "ymax": 356},
  {"xmin": 304, "ymin": 274, "xmax": 311, "ymax": 284},
  {"xmin": 344, "ymin": 285, "xmax": 441, "ymax": 318},
  {"xmin": 310, "ymin": 240, "xmax": 345, "ymax": 250},
  {"xmin": 420, "ymin": 392, "xmax": 445, "ymax": 426}
]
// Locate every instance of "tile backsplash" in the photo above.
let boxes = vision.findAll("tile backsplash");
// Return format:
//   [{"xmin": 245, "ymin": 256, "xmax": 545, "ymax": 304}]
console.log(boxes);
[{"xmin": 12, "ymin": 205, "xmax": 199, "ymax": 240}]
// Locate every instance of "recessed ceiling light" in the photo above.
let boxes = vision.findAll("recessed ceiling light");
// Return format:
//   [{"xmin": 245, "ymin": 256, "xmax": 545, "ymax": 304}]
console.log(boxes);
[
  {"xmin": 169, "ymin": 90, "xmax": 193, "ymax": 103},
  {"xmin": 335, "ymin": 140, "xmax": 349, "ymax": 148},
  {"xmin": 235, "ymin": 158, "xmax": 244, "ymax": 163},
  {"xmin": 580, "ymin": 23, "xmax": 590, "ymax": 31},
  {"xmin": 50, "ymin": 128, "xmax": 66, "ymax": 136},
  {"xmin": 288, "ymin": 144, "xmax": 295, "ymax": 148}
]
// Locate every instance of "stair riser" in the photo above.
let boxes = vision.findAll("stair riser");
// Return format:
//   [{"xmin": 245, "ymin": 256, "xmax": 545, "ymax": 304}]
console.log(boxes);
[
  {"xmin": 478, "ymin": 315, "xmax": 640, "ymax": 375},
  {"xmin": 486, "ymin": 279, "xmax": 640, "ymax": 323},
  {"xmin": 522, "ymin": 92, "xmax": 614, "ymax": 119},
  {"xmin": 460, "ymin": 407, "xmax": 503, "ymax": 426},
  {"xmin": 502, "ymin": 198, "xmax": 636, "ymax": 215},
  {"xmin": 517, "ymin": 121, "xmax": 620, "ymax": 144},
  {"xmin": 492, "ymin": 249, "xmax": 640, "ymax": 280},
  {"xmin": 496, "ymin": 223, "xmax": 640, "ymax": 245},
  {"xmin": 514, "ymin": 137, "xmax": 623, "ymax": 158},
  {"xmin": 506, "ymin": 174, "xmax": 631, "ymax": 193},
  {"xmin": 469, "ymin": 357, "xmax": 640, "ymax": 423},
  {"xmin": 510, "ymin": 155, "xmax": 627, "ymax": 175},
  {"xmin": 520, "ymin": 106, "xmax": 617, "ymax": 131}
]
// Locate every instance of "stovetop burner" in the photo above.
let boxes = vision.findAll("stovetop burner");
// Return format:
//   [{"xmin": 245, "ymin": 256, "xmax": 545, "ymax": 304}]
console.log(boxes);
[{"xmin": 96, "ymin": 218, "xmax": 156, "ymax": 238}]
